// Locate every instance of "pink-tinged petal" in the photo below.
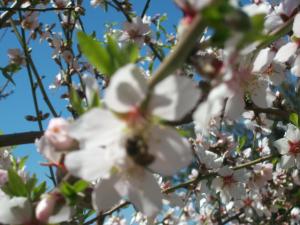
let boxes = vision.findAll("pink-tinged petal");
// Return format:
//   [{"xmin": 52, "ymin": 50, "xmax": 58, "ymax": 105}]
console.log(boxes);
[
  {"xmin": 251, "ymin": 80, "xmax": 275, "ymax": 108},
  {"xmin": 264, "ymin": 14, "xmax": 283, "ymax": 32},
  {"xmin": 104, "ymin": 64, "xmax": 148, "ymax": 113},
  {"xmin": 147, "ymin": 125, "xmax": 192, "ymax": 175},
  {"xmin": 220, "ymin": 187, "xmax": 231, "ymax": 203},
  {"xmin": 252, "ymin": 48, "xmax": 275, "ymax": 73},
  {"xmin": 274, "ymin": 42, "xmax": 298, "ymax": 63},
  {"xmin": 296, "ymin": 154, "xmax": 300, "ymax": 169},
  {"xmin": 293, "ymin": 14, "xmax": 300, "ymax": 37},
  {"xmin": 65, "ymin": 147, "xmax": 122, "ymax": 181},
  {"xmin": 149, "ymin": 75, "xmax": 201, "ymax": 121},
  {"xmin": 83, "ymin": 75, "xmax": 99, "ymax": 105},
  {"xmin": 211, "ymin": 177, "xmax": 223, "ymax": 192},
  {"xmin": 125, "ymin": 170, "xmax": 163, "ymax": 217},
  {"xmin": 229, "ymin": 183, "xmax": 246, "ymax": 200},
  {"xmin": 36, "ymin": 137, "xmax": 62, "ymax": 163},
  {"xmin": 233, "ymin": 169, "xmax": 249, "ymax": 183},
  {"xmin": 282, "ymin": 0, "xmax": 299, "ymax": 16},
  {"xmin": 291, "ymin": 55, "xmax": 300, "ymax": 77},
  {"xmin": 274, "ymin": 138, "xmax": 289, "ymax": 154},
  {"xmin": 224, "ymin": 91, "xmax": 245, "ymax": 120},
  {"xmin": 0, "ymin": 196, "xmax": 32, "ymax": 224},
  {"xmin": 92, "ymin": 175, "xmax": 122, "ymax": 212},
  {"xmin": 243, "ymin": 3, "xmax": 271, "ymax": 17},
  {"xmin": 285, "ymin": 124, "xmax": 300, "ymax": 142},
  {"xmin": 48, "ymin": 205, "xmax": 72, "ymax": 224},
  {"xmin": 68, "ymin": 108, "xmax": 125, "ymax": 149},
  {"xmin": 218, "ymin": 166, "xmax": 233, "ymax": 177},
  {"xmin": 193, "ymin": 83, "xmax": 231, "ymax": 132},
  {"xmin": 268, "ymin": 63, "xmax": 285, "ymax": 85},
  {"xmin": 280, "ymin": 155, "xmax": 295, "ymax": 169}
]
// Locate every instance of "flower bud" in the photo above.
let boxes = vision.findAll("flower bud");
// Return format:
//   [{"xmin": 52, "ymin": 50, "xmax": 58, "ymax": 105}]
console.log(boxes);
[{"xmin": 35, "ymin": 194, "xmax": 59, "ymax": 223}]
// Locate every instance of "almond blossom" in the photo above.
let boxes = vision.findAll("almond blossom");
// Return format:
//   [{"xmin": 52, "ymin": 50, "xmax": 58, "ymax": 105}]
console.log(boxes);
[
  {"xmin": 211, "ymin": 166, "xmax": 249, "ymax": 203},
  {"xmin": 0, "ymin": 195, "xmax": 32, "ymax": 225},
  {"xmin": 274, "ymin": 13, "xmax": 300, "ymax": 76},
  {"xmin": 36, "ymin": 118, "xmax": 77, "ymax": 164},
  {"xmin": 274, "ymin": 124, "xmax": 300, "ymax": 169},
  {"xmin": 64, "ymin": 64, "xmax": 200, "ymax": 217},
  {"xmin": 119, "ymin": 17, "xmax": 151, "ymax": 46}
]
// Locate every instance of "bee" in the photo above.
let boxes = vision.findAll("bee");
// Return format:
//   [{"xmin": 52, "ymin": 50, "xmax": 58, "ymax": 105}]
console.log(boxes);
[{"xmin": 125, "ymin": 135, "xmax": 155, "ymax": 167}]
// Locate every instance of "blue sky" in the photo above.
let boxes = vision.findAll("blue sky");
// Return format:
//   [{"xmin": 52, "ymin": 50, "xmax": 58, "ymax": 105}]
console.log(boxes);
[{"xmin": 0, "ymin": 0, "xmax": 182, "ymax": 182}]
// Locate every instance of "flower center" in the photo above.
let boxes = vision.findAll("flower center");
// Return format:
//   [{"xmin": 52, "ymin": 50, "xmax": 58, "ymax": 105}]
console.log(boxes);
[
  {"xmin": 288, "ymin": 141, "xmax": 300, "ymax": 155},
  {"xmin": 125, "ymin": 135, "xmax": 154, "ymax": 167},
  {"xmin": 223, "ymin": 175, "xmax": 235, "ymax": 186},
  {"xmin": 243, "ymin": 197, "xmax": 253, "ymax": 207}
]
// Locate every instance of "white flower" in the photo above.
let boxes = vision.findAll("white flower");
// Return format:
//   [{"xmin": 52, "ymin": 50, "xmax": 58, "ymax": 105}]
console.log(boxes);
[
  {"xmin": 90, "ymin": 0, "xmax": 106, "ymax": 8},
  {"xmin": 211, "ymin": 166, "xmax": 249, "ymax": 203},
  {"xmin": 21, "ymin": 12, "xmax": 39, "ymax": 31},
  {"xmin": 0, "ymin": 195, "xmax": 32, "ymax": 224},
  {"xmin": 36, "ymin": 118, "xmax": 77, "ymax": 163},
  {"xmin": 291, "ymin": 207, "xmax": 300, "ymax": 225},
  {"xmin": 119, "ymin": 17, "xmax": 151, "ymax": 46},
  {"xmin": 274, "ymin": 13, "xmax": 300, "ymax": 78},
  {"xmin": 7, "ymin": 48, "xmax": 25, "ymax": 66},
  {"xmin": 248, "ymin": 163, "xmax": 273, "ymax": 188},
  {"xmin": 65, "ymin": 64, "xmax": 200, "ymax": 217},
  {"xmin": 274, "ymin": 124, "xmax": 300, "ymax": 169}
]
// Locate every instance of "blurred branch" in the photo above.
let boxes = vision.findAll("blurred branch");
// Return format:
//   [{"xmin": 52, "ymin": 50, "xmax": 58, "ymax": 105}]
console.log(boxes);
[
  {"xmin": 0, "ymin": 131, "xmax": 43, "ymax": 147},
  {"xmin": 0, "ymin": 7, "xmax": 75, "ymax": 12}
]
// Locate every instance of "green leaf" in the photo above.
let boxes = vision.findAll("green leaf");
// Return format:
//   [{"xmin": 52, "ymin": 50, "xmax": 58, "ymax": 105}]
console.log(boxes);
[
  {"xmin": 73, "ymin": 180, "xmax": 89, "ymax": 193},
  {"xmin": 290, "ymin": 113, "xmax": 299, "ymax": 127},
  {"xmin": 78, "ymin": 32, "xmax": 140, "ymax": 77},
  {"xmin": 70, "ymin": 87, "xmax": 85, "ymax": 115},
  {"xmin": 25, "ymin": 175, "xmax": 37, "ymax": 193},
  {"xmin": 32, "ymin": 181, "xmax": 47, "ymax": 201},
  {"xmin": 237, "ymin": 135, "xmax": 247, "ymax": 153},
  {"xmin": 78, "ymin": 32, "xmax": 112, "ymax": 76},
  {"xmin": 18, "ymin": 156, "xmax": 28, "ymax": 170},
  {"xmin": 3, "ymin": 169, "xmax": 28, "ymax": 197}
]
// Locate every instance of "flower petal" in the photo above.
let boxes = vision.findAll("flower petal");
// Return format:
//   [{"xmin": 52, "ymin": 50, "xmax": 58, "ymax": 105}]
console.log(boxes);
[
  {"xmin": 36, "ymin": 137, "xmax": 62, "ymax": 163},
  {"xmin": 291, "ymin": 55, "xmax": 300, "ymax": 77},
  {"xmin": 65, "ymin": 147, "xmax": 124, "ymax": 181},
  {"xmin": 274, "ymin": 138, "xmax": 289, "ymax": 154},
  {"xmin": 92, "ymin": 175, "xmax": 122, "ymax": 212},
  {"xmin": 149, "ymin": 75, "xmax": 201, "ymax": 121},
  {"xmin": 280, "ymin": 155, "xmax": 295, "ymax": 169},
  {"xmin": 286, "ymin": 124, "xmax": 300, "ymax": 142},
  {"xmin": 68, "ymin": 108, "xmax": 125, "ymax": 149},
  {"xmin": 252, "ymin": 48, "xmax": 275, "ymax": 73},
  {"xmin": 224, "ymin": 91, "xmax": 245, "ymax": 120},
  {"xmin": 274, "ymin": 42, "xmax": 298, "ymax": 63},
  {"xmin": 148, "ymin": 125, "xmax": 192, "ymax": 175},
  {"xmin": 293, "ymin": 13, "xmax": 300, "ymax": 37},
  {"xmin": 124, "ymin": 170, "xmax": 163, "ymax": 217},
  {"xmin": 104, "ymin": 64, "xmax": 148, "ymax": 113},
  {"xmin": 0, "ymin": 196, "xmax": 32, "ymax": 224},
  {"xmin": 48, "ymin": 205, "xmax": 73, "ymax": 224}
]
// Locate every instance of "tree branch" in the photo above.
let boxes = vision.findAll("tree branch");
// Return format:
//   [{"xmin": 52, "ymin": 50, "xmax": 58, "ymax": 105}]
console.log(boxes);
[{"xmin": 0, "ymin": 131, "xmax": 43, "ymax": 147}]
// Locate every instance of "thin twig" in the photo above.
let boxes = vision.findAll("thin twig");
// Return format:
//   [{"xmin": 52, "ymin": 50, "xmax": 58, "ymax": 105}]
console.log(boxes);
[
  {"xmin": 141, "ymin": 0, "xmax": 151, "ymax": 18},
  {"xmin": 0, "ymin": 7, "xmax": 75, "ymax": 12}
]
